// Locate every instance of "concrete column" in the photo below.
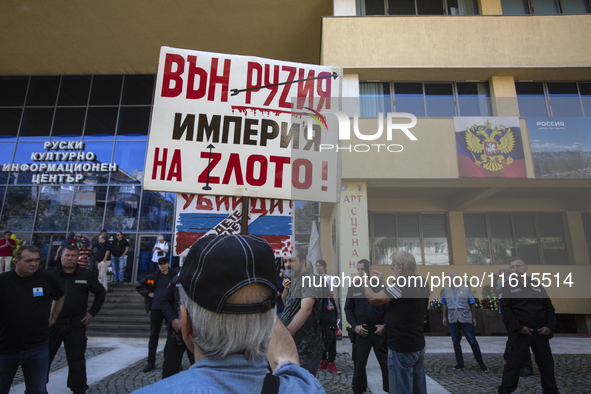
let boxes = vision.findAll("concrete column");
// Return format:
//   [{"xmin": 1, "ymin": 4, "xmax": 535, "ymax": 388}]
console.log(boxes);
[
  {"xmin": 489, "ymin": 75, "xmax": 520, "ymax": 117},
  {"xmin": 319, "ymin": 202, "xmax": 337, "ymax": 270},
  {"xmin": 448, "ymin": 211, "xmax": 468, "ymax": 265},
  {"xmin": 478, "ymin": 0, "xmax": 503, "ymax": 15},
  {"xmin": 566, "ymin": 211, "xmax": 591, "ymax": 266}
]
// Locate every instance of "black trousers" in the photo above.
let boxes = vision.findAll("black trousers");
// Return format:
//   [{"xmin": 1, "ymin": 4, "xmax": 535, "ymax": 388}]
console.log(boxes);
[
  {"xmin": 321, "ymin": 328, "xmax": 337, "ymax": 363},
  {"xmin": 498, "ymin": 330, "xmax": 559, "ymax": 394},
  {"xmin": 352, "ymin": 332, "xmax": 389, "ymax": 393},
  {"xmin": 48, "ymin": 319, "xmax": 88, "ymax": 394},
  {"xmin": 162, "ymin": 329, "xmax": 195, "ymax": 379},
  {"xmin": 148, "ymin": 309, "xmax": 166, "ymax": 364}
]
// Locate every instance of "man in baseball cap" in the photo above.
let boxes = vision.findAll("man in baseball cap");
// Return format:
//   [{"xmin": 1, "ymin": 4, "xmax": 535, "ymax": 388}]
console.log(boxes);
[{"xmin": 133, "ymin": 234, "xmax": 325, "ymax": 393}]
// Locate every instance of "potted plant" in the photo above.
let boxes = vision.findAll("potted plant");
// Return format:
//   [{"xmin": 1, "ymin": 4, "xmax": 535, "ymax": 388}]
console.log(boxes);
[{"xmin": 474, "ymin": 296, "xmax": 505, "ymax": 334}]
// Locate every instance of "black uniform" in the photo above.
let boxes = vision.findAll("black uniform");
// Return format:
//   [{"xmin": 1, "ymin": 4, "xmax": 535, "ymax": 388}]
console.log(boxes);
[
  {"xmin": 160, "ymin": 273, "xmax": 194, "ymax": 378},
  {"xmin": 345, "ymin": 286, "xmax": 389, "ymax": 394},
  {"xmin": 136, "ymin": 269, "xmax": 177, "ymax": 366},
  {"xmin": 498, "ymin": 278, "xmax": 558, "ymax": 394},
  {"xmin": 48, "ymin": 264, "xmax": 105, "ymax": 394},
  {"xmin": 0, "ymin": 270, "xmax": 64, "ymax": 394}
]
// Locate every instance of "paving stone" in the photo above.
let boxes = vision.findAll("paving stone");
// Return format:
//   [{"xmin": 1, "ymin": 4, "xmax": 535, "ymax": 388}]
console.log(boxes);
[
  {"xmin": 15, "ymin": 346, "xmax": 591, "ymax": 393},
  {"xmin": 87, "ymin": 351, "xmax": 358, "ymax": 394},
  {"xmin": 11, "ymin": 347, "xmax": 114, "ymax": 386},
  {"xmin": 424, "ymin": 353, "xmax": 591, "ymax": 394}
]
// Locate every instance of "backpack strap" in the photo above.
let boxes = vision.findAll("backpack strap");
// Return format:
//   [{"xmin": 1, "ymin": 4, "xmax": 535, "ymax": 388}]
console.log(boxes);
[{"xmin": 261, "ymin": 372, "xmax": 280, "ymax": 394}]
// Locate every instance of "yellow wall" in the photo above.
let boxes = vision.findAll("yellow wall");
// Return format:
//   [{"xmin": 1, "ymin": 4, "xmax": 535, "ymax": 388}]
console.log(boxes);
[
  {"xmin": 322, "ymin": 15, "xmax": 591, "ymax": 81},
  {"xmin": 0, "ymin": 0, "xmax": 331, "ymax": 75},
  {"xmin": 478, "ymin": 0, "xmax": 503, "ymax": 15},
  {"xmin": 341, "ymin": 118, "xmax": 460, "ymax": 179},
  {"xmin": 340, "ymin": 117, "xmax": 538, "ymax": 180}
]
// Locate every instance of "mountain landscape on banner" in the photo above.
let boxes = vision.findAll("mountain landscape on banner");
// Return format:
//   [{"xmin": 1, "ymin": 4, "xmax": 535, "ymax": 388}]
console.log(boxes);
[{"xmin": 456, "ymin": 120, "xmax": 527, "ymax": 178}]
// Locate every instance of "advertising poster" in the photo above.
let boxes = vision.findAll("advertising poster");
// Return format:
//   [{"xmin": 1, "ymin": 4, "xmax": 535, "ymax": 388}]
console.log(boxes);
[
  {"xmin": 174, "ymin": 194, "xmax": 292, "ymax": 258},
  {"xmin": 526, "ymin": 117, "xmax": 591, "ymax": 178},
  {"xmin": 144, "ymin": 47, "xmax": 342, "ymax": 203},
  {"xmin": 455, "ymin": 117, "xmax": 527, "ymax": 178}
]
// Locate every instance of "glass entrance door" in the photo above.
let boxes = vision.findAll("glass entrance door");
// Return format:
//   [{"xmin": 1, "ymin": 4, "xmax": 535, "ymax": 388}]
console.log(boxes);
[
  {"xmin": 134, "ymin": 234, "xmax": 172, "ymax": 282},
  {"xmin": 33, "ymin": 234, "xmax": 66, "ymax": 270}
]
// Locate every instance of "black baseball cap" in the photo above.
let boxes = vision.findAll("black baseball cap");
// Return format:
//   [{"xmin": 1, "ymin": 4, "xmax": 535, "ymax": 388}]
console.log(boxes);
[
  {"xmin": 157, "ymin": 257, "xmax": 169, "ymax": 265},
  {"xmin": 179, "ymin": 234, "xmax": 277, "ymax": 314}
]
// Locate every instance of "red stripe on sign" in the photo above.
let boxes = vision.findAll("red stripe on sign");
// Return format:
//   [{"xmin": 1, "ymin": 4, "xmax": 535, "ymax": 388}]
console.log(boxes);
[{"xmin": 322, "ymin": 161, "xmax": 328, "ymax": 181}]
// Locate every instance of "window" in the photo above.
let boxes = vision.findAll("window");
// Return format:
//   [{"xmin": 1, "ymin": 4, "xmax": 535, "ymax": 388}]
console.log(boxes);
[
  {"xmin": 69, "ymin": 186, "xmax": 107, "ymax": 232},
  {"xmin": 139, "ymin": 191, "xmax": 175, "ymax": 232},
  {"xmin": 35, "ymin": 186, "xmax": 74, "ymax": 231},
  {"xmin": 0, "ymin": 186, "xmax": 38, "ymax": 231},
  {"xmin": 501, "ymin": 0, "xmax": 591, "ymax": 14},
  {"xmin": 359, "ymin": 81, "xmax": 491, "ymax": 117},
  {"xmin": 464, "ymin": 213, "xmax": 569, "ymax": 265},
  {"xmin": 516, "ymin": 81, "xmax": 591, "ymax": 117},
  {"xmin": 371, "ymin": 212, "xmax": 449, "ymax": 265},
  {"xmin": 357, "ymin": 0, "xmax": 479, "ymax": 15},
  {"xmin": 0, "ymin": 74, "xmax": 173, "ymax": 241},
  {"xmin": 360, "ymin": 82, "xmax": 391, "ymax": 117}
]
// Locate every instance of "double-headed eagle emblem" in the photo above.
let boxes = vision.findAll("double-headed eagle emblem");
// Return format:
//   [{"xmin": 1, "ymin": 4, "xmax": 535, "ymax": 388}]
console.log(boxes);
[{"xmin": 465, "ymin": 120, "xmax": 515, "ymax": 172}]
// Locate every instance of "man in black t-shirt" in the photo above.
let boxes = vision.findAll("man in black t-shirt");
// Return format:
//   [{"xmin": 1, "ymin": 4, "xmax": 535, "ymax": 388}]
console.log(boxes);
[
  {"xmin": 364, "ymin": 250, "xmax": 429, "ymax": 394},
  {"xmin": 110, "ymin": 232, "xmax": 129, "ymax": 283},
  {"xmin": 135, "ymin": 257, "xmax": 178, "ymax": 372},
  {"xmin": 0, "ymin": 245, "xmax": 65, "ymax": 394},
  {"xmin": 48, "ymin": 245, "xmax": 106, "ymax": 394}
]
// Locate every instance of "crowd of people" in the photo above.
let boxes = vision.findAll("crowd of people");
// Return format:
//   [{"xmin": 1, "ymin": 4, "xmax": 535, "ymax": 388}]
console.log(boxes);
[{"xmin": 0, "ymin": 232, "xmax": 560, "ymax": 394}]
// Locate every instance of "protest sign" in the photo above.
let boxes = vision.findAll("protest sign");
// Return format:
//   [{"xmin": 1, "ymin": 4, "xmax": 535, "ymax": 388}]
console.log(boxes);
[
  {"xmin": 175, "ymin": 194, "xmax": 292, "ymax": 257},
  {"xmin": 145, "ymin": 47, "xmax": 342, "ymax": 203}
]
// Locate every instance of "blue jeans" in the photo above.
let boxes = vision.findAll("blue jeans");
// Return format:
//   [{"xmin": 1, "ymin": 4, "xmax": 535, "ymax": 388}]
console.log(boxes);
[
  {"xmin": 450, "ymin": 322, "xmax": 483, "ymax": 366},
  {"xmin": 0, "ymin": 341, "xmax": 49, "ymax": 394},
  {"xmin": 111, "ymin": 255, "xmax": 125, "ymax": 282},
  {"xmin": 388, "ymin": 348, "xmax": 427, "ymax": 394}
]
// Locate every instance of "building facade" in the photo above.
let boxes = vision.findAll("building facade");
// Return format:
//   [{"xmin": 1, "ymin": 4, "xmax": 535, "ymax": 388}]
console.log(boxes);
[{"xmin": 1, "ymin": 0, "xmax": 591, "ymax": 331}]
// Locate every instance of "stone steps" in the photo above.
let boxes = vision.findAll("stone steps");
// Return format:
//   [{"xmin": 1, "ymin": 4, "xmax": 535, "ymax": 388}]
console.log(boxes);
[{"xmin": 87, "ymin": 283, "xmax": 166, "ymax": 338}]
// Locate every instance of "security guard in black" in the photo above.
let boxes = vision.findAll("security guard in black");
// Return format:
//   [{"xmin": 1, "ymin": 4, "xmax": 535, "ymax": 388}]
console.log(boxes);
[
  {"xmin": 48, "ymin": 246, "xmax": 106, "ymax": 394},
  {"xmin": 345, "ymin": 282, "xmax": 389, "ymax": 394},
  {"xmin": 498, "ymin": 275, "xmax": 558, "ymax": 394}
]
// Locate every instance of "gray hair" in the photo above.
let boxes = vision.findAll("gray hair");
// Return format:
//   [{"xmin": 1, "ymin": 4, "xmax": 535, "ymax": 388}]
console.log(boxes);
[
  {"xmin": 157, "ymin": 235, "xmax": 165, "ymax": 242},
  {"xmin": 391, "ymin": 250, "xmax": 417, "ymax": 274},
  {"xmin": 178, "ymin": 284, "xmax": 275, "ymax": 361}
]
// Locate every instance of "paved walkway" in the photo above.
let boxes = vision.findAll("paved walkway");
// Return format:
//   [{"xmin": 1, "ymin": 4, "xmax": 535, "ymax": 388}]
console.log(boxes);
[{"xmin": 9, "ymin": 335, "xmax": 591, "ymax": 394}]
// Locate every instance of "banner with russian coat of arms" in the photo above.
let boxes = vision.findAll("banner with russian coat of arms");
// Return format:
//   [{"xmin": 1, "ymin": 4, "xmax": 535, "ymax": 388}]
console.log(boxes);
[{"xmin": 455, "ymin": 117, "xmax": 527, "ymax": 178}]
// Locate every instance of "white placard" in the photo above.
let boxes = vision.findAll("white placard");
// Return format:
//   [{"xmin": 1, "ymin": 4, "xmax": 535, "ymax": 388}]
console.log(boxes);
[{"xmin": 144, "ymin": 47, "xmax": 342, "ymax": 203}]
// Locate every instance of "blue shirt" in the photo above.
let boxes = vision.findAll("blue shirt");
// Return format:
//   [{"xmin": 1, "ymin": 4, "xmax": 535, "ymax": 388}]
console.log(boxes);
[{"xmin": 131, "ymin": 354, "xmax": 326, "ymax": 394}]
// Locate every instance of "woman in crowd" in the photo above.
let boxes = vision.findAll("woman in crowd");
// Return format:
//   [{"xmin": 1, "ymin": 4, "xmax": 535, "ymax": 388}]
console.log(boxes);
[{"xmin": 151, "ymin": 235, "xmax": 169, "ymax": 271}]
